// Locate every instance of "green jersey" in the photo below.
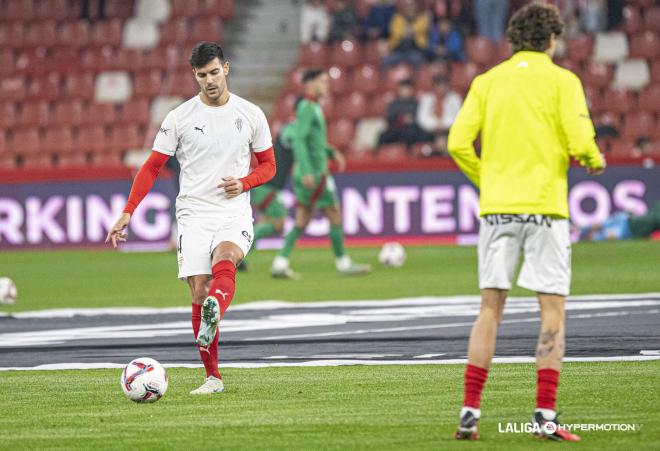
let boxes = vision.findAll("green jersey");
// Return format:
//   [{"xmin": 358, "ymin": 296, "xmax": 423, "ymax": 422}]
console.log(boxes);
[{"xmin": 292, "ymin": 98, "xmax": 333, "ymax": 178}]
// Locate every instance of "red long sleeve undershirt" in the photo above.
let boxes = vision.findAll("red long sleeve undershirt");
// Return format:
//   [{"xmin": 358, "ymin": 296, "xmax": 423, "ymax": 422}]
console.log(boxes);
[{"xmin": 122, "ymin": 148, "xmax": 276, "ymax": 215}]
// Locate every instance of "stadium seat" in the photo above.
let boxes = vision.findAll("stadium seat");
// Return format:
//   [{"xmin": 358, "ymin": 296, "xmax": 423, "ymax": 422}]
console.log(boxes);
[
  {"xmin": 566, "ymin": 34, "xmax": 593, "ymax": 63},
  {"xmin": 349, "ymin": 64, "xmax": 380, "ymax": 94},
  {"xmin": 64, "ymin": 72, "xmax": 97, "ymax": 100},
  {"xmin": 0, "ymin": 77, "xmax": 27, "ymax": 102},
  {"xmin": 209, "ymin": 0, "xmax": 236, "ymax": 20},
  {"xmin": 298, "ymin": 42, "xmax": 329, "ymax": 67},
  {"xmin": 335, "ymin": 92, "xmax": 367, "ymax": 120},
  {"xmin": 52, "ymin": 100, "xmax": 85, "ymax": 126},
  {"xmin": 496, "ymin": 39, "xmax": 512, "ymax": 62},
  {"xmin": 369, "ymin": 91, "xmax": 395, "ymax": 117},
  {"xmin": 52, "ymin": 47, "xmax": 81, "ymax": 74},
  {"xmin": 602, "ymin": 88, "xmax": 634, "ymax": 114},
  {"xmin": 583, "ymin": 85, "xmax": 604, "ymax": 114},
  {"xmin": 109, "ymin": 124, "xmax": 144, "ymax": 151},
  {"xmin": 119, "ymin": 99, "xmax": 151, "ymax": 125},
  {"xmin": 609, "ymin": 139, "xmax": 636, "ymax": 157},
  {"xmin": 18, "ymin": 100, "xmax": 51, "ymax": 127},
  {"xmin": 104, "ymin": 0, "xmax": 136, "ymax": 18},
  {"xmin": 629, "ymin": 31, "xmax": 659, "ymax": 59},
  {"xmin": 285, "ymin": 66, "xmax": 306, "ymax": 93},
  {"xmin": 596, "ymin": 111, "xmax": 623, "ymax": 129},
  {"xmin": 150, "ymin": 95, "xmax": 185, "ymax": 124},
  {"xmin": 5, "ymin": 23, "xmax": 26, "ymax": 49},
  {"xmin": 91, "ymin": 150, "xmax": 125, "ymax": 167},
  {"xmin": 613, "ymin": 59, "xmax": 650, "ymax": 91},
  {"xmin": 466, "ymin": 36, "xmax": 496, "ymax": 65},
  {"xmin": 272, "ymin": 93, "xmax": 298, "ymax": 121},
  {"xmin": 162, "ymin": 69, "xmax": 197, "ymax": 97},
  {"xmin": 172, "ymin": 0, "xmax": 200, "ymax": 17},
  {"xmin": 135, "ymin": 0, "xmax": 171, "ymax": 22},
  {"xmin": 1, "ymin": 102, "xmax": 18, "ymax": 128},
  {"xmin": 27, "ymin": 73, "xmax": 62, "ymax": 101},
  {"xmin": 353, "ymin": 117, "xmax": 386, "ymax": 150},
  {"xmin": 113, "ymin": 48, "xmax": 146, "ymax": 72},
  {"xmin": 383, "ymin": 63, "xmax": 414, "ymax": 91},
  {"xmin": 645, "ymin": 7, "xmax": 660, "ymax": 31},
  {"xmin": 328, "ymin": 66, "xmax": 348, "ymax": 95},
  {"xmin": 581, "ymin": 62, "xmax": 613, "ymax": 88},
  {"xmin": 43, "ymin": 127, "xmax": 75, "ymax": 154},
  {"xmin": 330, "ymin": 40, "xmax": 362, "ymax": 68},
  {"xmin": 327, "ymin": 118, "xmax": 356, "ymax": 150},
  {"xmin": 592, "ymin": 31, "xmax": 629, "ymax": 63},
  {"xmin": 364, "ymin": 39, "xmax": 389, "ymax": 65},
  {"xmin": 622, "ymin": 111, "xmax": 656, "ymax": 139},
  {"xmin": 25, "ymin": 21, "xmax": 58, "ymax": 48},
  {"xmin": 417, "ymin": 62, "xmax": 450, "ymax": 91},
  {"xmin": 123, "ymin": 18, "xmax": 160, "ymax": 49},
  {"xmin": 652, "ymin": 60, "xmax": 660, "ymax": 83},
  {"xmin": 637, "ymin": 84, "xmax": 660, "ymax": 112},
  {"xmin": 9, "ymin": 128, "xmax": 41, "ymax": 156},
  {"xmin": 95, "ymin": 71, "xmax": 133, "ymax": 103},
  {"xmin": 91, "ymin": 18, "xmax": 124, "ymax": 47},
  {"xmin": 82, "ymin": 102, "xmax": 119, "ymax": 126},
  {"xmin": 34, "ymin": 0, "xmax": 69, "ymax": 21},
  {"xmin": 0, "ymin": 50, "xmax": 14, "ymax": 77},
  {"xmin": 57, "ymin": 21, "xmax": 91, "ymax": 48},
  {"xmin": 621, "ymin": 5, "xmax": 642, "ymax": 34},
  {"xmin": 188, "ymin": 17, "xmax": 224, "ymax": 44},
  {"xmin": 15, "ymin": 48, "xmax": 49, "ymax": 76},
  {"xmin": 450, "ymin": 62, "xmax": 480, "ymax": 93},
  {"xmin": 22, "ymin": 154, "xmax": 53, "ymax": 169},
  {"xmin": 376, "ymin": 143, "xmax": 407, "ymax": 161},
  {"xmin": 78, "ymin": 125, "xmax": 108, "ymax": 152},
  {"xmin": 80, "ymin": 46, "xmax": 115, "ymax": 73},
  {"xmin": 319, "ymin": 95, "xmax": 335, "ymax": 121},
  {"xmin": 5, "ymin": 0, "xmax": 34, "ymax": 21},
  {"xmin": 58, "ymin": 152, "xmax": 89, "ymax": 168},
  {"xmin": 133, "ymin": 69, "xmax": 164, "ymax": 98},
  {"xmin": 0, "ymin": 151, "xmax": 18, "ymax": 170},
  {"xmin": 159, "ymin": 18, "xmax": 190, "ymax": 44},
  {"xmin": 144, "ymin": 45, "xmax": 183, "ymax": 71}
]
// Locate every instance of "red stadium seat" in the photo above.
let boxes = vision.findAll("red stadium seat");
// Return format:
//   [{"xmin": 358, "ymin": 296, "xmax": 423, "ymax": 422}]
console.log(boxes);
[
  {"xmin": 91, "ymin": 150, "xmax": 125, "ymax": 167},
  {"xmin": 496, "ymin": 39, "xmax": 512, "ymax": 63},
  {"xmin": 209, "ymin": 0, "xmax": 235, "ymax": 20},
  {"xmin": 364, "ymin": 39, "xmax": 389, "ymax": 65},
  {"xmin": 596, "ymin": 111, "xmax": 623, "ymax": 129},
  {"xmin": 330, "ymin": 40, "xmax": 362, "ymax": 68},
  {"xmin": 622, "ymin": 5, "xmax": 642, "ymax": 34},
  {"xmin": 18, "ymin": 101, "xmax": 51, "ymax": 127},
  {"xmin": 82, "ymin": 102, "xmax": 119, "ymax": 126},
  {"xmin": 22, "ymin": 154, "xmax": 54, "ymax": 169},
  {"xmin": 9, "ymin": 128, "xmax": 41, "ymax": 156},
  {"xmin": 133, "ymin": 69, "xmax": 164, "ymax": 98},
  {"xmin": 1, "ymin": 102, "xmax": 18, "ymax": 128},
  {"xmin": 581, "ymin": 62, "xmax": 613, "ymax": 88},
  {"xmin": 629, "ymin": 31, "xmax": 659, "ymax": 59},
  {"xmin": 383, "ymin": 63, "xmax": 414, "ymax": 91},
  {"xmin": 58, "ymin": 152, "xmax": 89, "ymax": 168},
  {"xmin": 652, "ymin": 60, "xmax": 660, "ymax": 83},
  {"xmin": 609, "ymin": 139, "xmax": 636, "ymax": 158},
  {"xmin": 144, "ymin": 45, "xmax": 183, "ymax": 71},
  {"xmin": 80, "ymin": 46, "xmax": 115, "ymax": 73},
  {"xmin": 35, "ymin": 0, "xmax": 70, "ymax": 21},
  {"xmin": 350, "ymin": 64, "xmax": 381, "ymax": 94},
  {"xmin": 159, "ymin": 19, "xmax": 190, "ymax": 45},
  {"xmin": 466, "ymin": 36, "xmax": 496, "ymax": 65},
  {"xmin": 0, "ymin": 151, "xmax": 18, "ymax": 170},
  {"xmin": 272, "ymin": 93, "xmax": 298, "ymax": 121},
  {"xmin": 565, "ymin": 34, "xmax": 593, "ymax": 63},
  {"xmin": 637, "ymin": 84, "xmax": 660, "ymax": 112},
  {"xmin": 90, "ymin": 18, "xmax": 123, "ymax": 47},
  {"xmin": 6, "ymin": 23, "xmax": 26, "ymax": 49},
  {"xmin": 622, "ymin": 112, "xmax": 656, "ymax": 139},
  {"xmin": 583, "ymin": 85, "xmax": 604, "ymax": 114},
  {"xmin": 0, "ymin": 131, "xmax": 6, "ymax": 154},
  {"xmin": 57, "ymin": 21, "xmax": 91, "ymax": 48},
  {"xmin": 15, "ymin": 48, "xmax": 49, "ymax": 76},
  {"xmin": 119, "ymin": 99, "xmax": 151, "ymax": 126},
  {"xmin": 109, "ymin": 124, "xmax": 144, "ymax": 151},
  {"xmin": 188, "ymin": 17, "xmax": 224, "ymax": 44},
  {"xmin": 645, "ymin": 7, "xmax": 660, "ymax": 31},
  {"xmin": 52, "ymin": 47, "xmax": 81, "ymax": 74},
  {"xmin": 113, "ymin": 48, "xmax": 146, "ymax": 72},
  {"xmin": 328, "ymin": 66, "xmax": 348, "ymax": 95},
  {"xmin": 53, "ymin": 100, "xmax": 85, "ymax": 126},
  {"xmin": 104, "ymin": 0, "xmax": 135, "ymax": 18},
  {"xmin": 369, "ymin": 91, "xmax": 395, "ymax": 117},
  {"xmin": 27, "ymin": 73, "xmax": 62, "ymax": 101},
  {"xmin": 602, "ymin": 88, "xmax": 634, "ymax": 114},
  {"xmin": 327, "ymin": 118, "xmax": 355, "ymax": 150},
  {"xmin": 172, "ymin": 0, "xmax": 200, "ymax": 17},
  {"xmin": 285, "ymin": 67, "xmax": 306, "ymax": 93},
  {"xmin": 376, "ymin": 143, "xmax": 407, "ymax": 161},
  {"xmin": 162, "ymin": 69, "xmax": 198, "ymax": 97},
  {"xmin": 298, "ymin": 42, "xmax": 329, "ymax": 67},
  {"xmin": 78, "ymin": 125, "xmax": 108, "ymax": 152},
  {"xmin": 319, "ymin": 95, "xmax": 335, "ymax": 121},
  {"xmin": 335, "ymin": 92, "xmax": 367, "ymax": 120},
  {"xmin": 0, "ymin": 49, "xmax": 15, "ymax": 77},
  {"xmin": 417, "ymin": 62, "xmax": 450, "ymax": 91},
  {"xmin": 0, "ymin": 77, "xmax": 27, "ymax": 102},
  {"xmin": 43, "ymin": 126, "xmax": 75, "ymax": 154},
  {"xmin": 25, "ymin": 21, "xmax": 59, "ymax": 48},
  {"xmin": 450, "ymin": 62, "xmax": 480, "ymax": 93},
  {"xmin": 64, "ymin": 72, "xmax": 96, "ymax": 100},
  {"xmin": 5, "ymin": 0, "xmax": 34, "ymax": 21}
]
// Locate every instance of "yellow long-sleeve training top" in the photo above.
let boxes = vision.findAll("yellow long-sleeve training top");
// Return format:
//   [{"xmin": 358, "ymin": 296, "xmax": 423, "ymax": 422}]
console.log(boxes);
[{"xmin": 447, "ymin": 51, "xmax": 604, "ymax": 218}]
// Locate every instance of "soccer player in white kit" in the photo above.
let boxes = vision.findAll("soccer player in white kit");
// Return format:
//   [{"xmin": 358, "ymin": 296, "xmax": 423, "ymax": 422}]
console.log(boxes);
[{"xmin": 106, "ymin": 42, "xmax": 276, "ymax": 395}]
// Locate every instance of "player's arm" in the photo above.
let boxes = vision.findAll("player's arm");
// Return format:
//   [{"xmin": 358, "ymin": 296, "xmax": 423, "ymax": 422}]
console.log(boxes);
[
  {"xmin": 291, "ymin": 102, "xmax": 316, "ymax": 186},
  {"xmin": 560, "ymin": 74, "xmax": 605, "ymax": 174},
  {"xmin": 325, "ymin": 145, "xmax": 346, "ymax": 172},
  {"xmin": 105, "ymin": 151, "xmax": 170, "ymax": 248},
  {"xmin": 447, "ymin": 77, "xmax": 483, "ymax": 188},
  {"xmin": 221, "ymin": 147, "xmax": 276, "ymax": 197}
]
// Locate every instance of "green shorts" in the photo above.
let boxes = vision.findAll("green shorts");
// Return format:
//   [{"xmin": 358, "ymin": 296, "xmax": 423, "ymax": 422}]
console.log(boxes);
[
  {"xmin": 250, "ymin": 185, "xmax": 287, "ymax": 219},
  {"xmin": 293, "ymin": 174, "xmax": 338, "ymax": 210}
]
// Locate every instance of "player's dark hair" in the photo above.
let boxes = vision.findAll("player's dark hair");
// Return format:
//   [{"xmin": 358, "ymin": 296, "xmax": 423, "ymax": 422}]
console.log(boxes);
[
  {"xmin": 506, "ymin": 3, "xmax": 564, "ymax": 53},
  {"xmin": 302, "ymin": 68, "xmax": 325, "ymax": 83},
  {"xmin": 398, "ymin": 78, "xmax": 414, "ymax": 87},
  {"xmin": 189, "ymin": 41, "xmax": 225, "ymax": 68}
]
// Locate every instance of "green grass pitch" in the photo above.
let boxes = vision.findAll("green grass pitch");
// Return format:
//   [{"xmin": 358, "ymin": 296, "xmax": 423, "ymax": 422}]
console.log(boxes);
[{"xmin": 0, "ymin": 241, "xmax": 658, "ymax": 449}]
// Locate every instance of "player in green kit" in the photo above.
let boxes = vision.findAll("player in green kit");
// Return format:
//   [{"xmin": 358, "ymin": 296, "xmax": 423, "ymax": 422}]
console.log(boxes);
[{"xmin": 271, "ymin": 68, "xmax": 371, "ymax": 279}]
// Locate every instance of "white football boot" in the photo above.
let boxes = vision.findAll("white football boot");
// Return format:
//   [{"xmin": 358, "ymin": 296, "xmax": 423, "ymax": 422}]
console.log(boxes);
[
  {"xmin": 190, "ymin": 376, "xmax": 225, "ymax": 395},
  {"xmin": 196, "ymin": 297, "xmax": 219, "ymax": 348}
]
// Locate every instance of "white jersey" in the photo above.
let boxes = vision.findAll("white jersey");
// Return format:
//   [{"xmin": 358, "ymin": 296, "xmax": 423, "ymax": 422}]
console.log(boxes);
[{"xmin": 153, "ymin": 93, "xmax": 272, "ymax": 219}]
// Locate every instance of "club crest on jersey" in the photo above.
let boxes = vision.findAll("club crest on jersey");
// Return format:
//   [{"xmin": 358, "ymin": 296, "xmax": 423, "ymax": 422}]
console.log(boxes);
[{"xmin": 235, "ymin": 118, "xmax": 243, "ymax": 132}]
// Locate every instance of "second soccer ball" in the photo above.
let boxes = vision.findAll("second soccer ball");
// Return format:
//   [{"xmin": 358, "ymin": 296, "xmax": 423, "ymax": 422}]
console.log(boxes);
[{"xmin": 378, "ymin": 242, "xmax": 406, "ymax": 267}]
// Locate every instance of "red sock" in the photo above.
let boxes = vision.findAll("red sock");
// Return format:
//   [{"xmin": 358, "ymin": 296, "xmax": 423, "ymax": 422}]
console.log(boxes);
[
  {"xmin": 463, "ymin": 364, "xmax": 489, "ymax": 408},
  {"xmin": 209, "ymin": 260, "xmax": 237, "ymax": 318},
  {"xmin": 191, "ymin": 303, "xmax": 221, "ymax": 379},
  {"xmin": 536, "ymin": 368, "xmax": 560, "ymax": 410}
]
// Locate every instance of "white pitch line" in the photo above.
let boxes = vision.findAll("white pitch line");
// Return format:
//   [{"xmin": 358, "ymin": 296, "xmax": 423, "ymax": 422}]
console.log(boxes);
[{"xmin": 1, "ymin": 355, "xmax": 659, "ymax": 371}]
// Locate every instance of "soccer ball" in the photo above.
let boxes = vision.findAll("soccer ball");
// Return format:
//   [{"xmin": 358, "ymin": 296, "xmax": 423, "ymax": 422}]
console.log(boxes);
[
  {"xmin": 121, "ymin": 357, "xmax": 168, "ymax": 403},
  {"xmin": 0, "ymin": 277, "xmax": 17, "ymax": 305},
  {"xmin": 378, "ymin": 242, "xmax": 406, "ymax": 267}
]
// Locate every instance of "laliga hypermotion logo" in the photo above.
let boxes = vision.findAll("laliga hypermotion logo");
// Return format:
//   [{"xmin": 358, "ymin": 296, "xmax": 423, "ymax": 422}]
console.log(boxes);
[{"xmin": 543, "ymin": 422, "xmax": 557, "ymax": 435}]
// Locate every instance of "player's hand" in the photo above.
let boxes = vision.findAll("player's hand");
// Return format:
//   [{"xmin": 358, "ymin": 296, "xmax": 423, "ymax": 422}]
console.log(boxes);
[
  {"xmin": 105, "ymin": 212, "xmax": 131, "ymax": 248},
  {"xmin": 302, "ymin": 174, "xmax": 315, "ymax": 189},
  {"xmin": 587, "ymin": 154, "xmax": 606, "ymax": 176},
  {"xmin": 219, "ymin": 176, "xmax": 244, "ymax": 198},
  {"xmin": 334, "ymin": 151, "xmax": 347, "ymax": 173}
]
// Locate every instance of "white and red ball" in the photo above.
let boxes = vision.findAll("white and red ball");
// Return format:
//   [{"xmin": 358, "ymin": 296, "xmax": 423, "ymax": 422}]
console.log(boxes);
[
  {"xmin": 121, "ymin": 357, "xmax": 168, "ymax": 403},
  {"xmin": 378, "ymin": 242, "xmax": 407, "ymax": 267},
  {"xmin": 0, "ymin": 277, "xmax": 17, "ymax": 305}
]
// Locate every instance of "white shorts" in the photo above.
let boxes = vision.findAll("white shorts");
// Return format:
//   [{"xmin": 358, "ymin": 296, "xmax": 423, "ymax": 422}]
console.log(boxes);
[
  {"xmin": 478, "ymin": 214, "xmax": 571, "ymax": 296},
  {"xmin": 176, "ymin": 215, "xmax": 254, "ymax": 280}
]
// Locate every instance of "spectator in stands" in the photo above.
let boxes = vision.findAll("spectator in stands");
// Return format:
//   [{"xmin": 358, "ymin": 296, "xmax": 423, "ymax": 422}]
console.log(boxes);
[
  {"xmin": 81, "ymin": 0, "xmax": 106, "ymax": 21},
  {"xmin": 364, "ymin": 0, "xmax": 397, "ymax": 40},
  {"xmin": 382, "ymin": 0, "xmax": 431, "ymax": 68},
  {"xmin": 300, "ymin": 0, "xmax": 330, "ymax": 44},
  {"xmin": 581, "ymin": 0, "xmax": 607, "ymax": 34},
  {"xmin": 328, "ymin": 0, "xmax": 360, "ymax": 42},
  {"xmin": 473, "ymin": 0, "xmax": 509, "ymax": 43},
  {"xmin": 417, "ymin": 75, "xmax": 463, "ymax": 154},
  {"xmin": 377, "ymin": 79, "xmax": 432, "ymax": 150},
  {"xmin": 428, "ymin": 17, "xmax": 465, "ymax": 62},
  {"xmin": 577, "ymin": 201, "xmax": 660, "ymax": 241}
]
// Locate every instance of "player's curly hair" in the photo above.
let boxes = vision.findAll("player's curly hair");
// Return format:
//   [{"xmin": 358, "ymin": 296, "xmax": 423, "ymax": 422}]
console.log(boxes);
[{"xmin": 506, "ymin": 2, "xmax": 564, "ymax": 53}]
